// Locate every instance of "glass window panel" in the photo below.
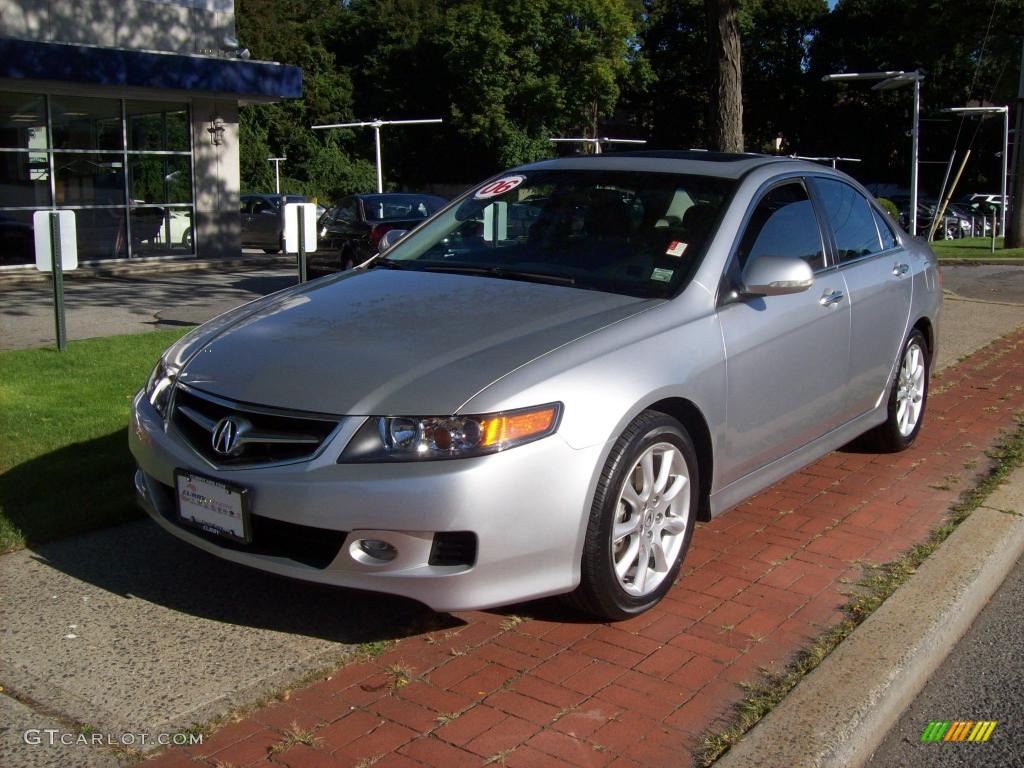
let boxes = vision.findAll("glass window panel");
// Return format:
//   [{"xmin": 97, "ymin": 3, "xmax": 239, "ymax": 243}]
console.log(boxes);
[
  {"xmin": 0, "ymin": 210, "xmax": 36, "ymax": 265},
  {"xmin": 814, "ymin": 178, "xmax": 882, "ymax": 262},
  {"xmin": 54, "ymin": 152, "xmax": 126, "ymax": 206},
  {"xmin": 72, "ymin": 208, "xmax": 128, "ymax": 260},
  {"xmin": 738, "ymin": 183, "xmax": 825, "ymax": 271},
  {"xmin": 51, "ymin": 96, "xmax": 122, "ymax": 150},
  {"xmin": 872, "ymin": 208, "xmax": 899, "ymax": 249},
  {"xmin": 130, "ymin": 155, "xmax": 192, "ymax": 204},
  {"xmin": 126, "ymin": 100, "xmax": 189, "ymax": 151},
  {"xmin": 131, "ymin": 207, "xmax": 193, "ymax": 256},
  {"xmin": 0, "ymin": 151, "xmax": 51, "ymax": 207},
  {"xmin": 0, "ymin": 93, "xmax": 48, "ymax": 150}
]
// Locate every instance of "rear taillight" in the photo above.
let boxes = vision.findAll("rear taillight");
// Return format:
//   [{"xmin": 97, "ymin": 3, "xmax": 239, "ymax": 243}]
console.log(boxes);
[{"xmin": 369, "ymin": 223, "xmax": 396, "ymax": 251}]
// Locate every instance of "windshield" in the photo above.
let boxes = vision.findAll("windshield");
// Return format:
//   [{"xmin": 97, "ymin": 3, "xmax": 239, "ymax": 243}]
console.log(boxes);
[
  {"xmin": 379, "ymin": 170, "xmax": 734, "ymax": 299},
  {"xmin": 362, "ymin": 194, "xmax": 445, "ymax": 222}
]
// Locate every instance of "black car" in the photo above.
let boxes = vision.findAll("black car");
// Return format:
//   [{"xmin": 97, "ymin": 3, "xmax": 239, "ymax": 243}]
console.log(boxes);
[
  {"xmin": 240, "ymin": 193, "xmax": 306, "ymax": 253},
  {"xmin": 312, "ymin": 193, "xmax": 446, "ymax": 274}
]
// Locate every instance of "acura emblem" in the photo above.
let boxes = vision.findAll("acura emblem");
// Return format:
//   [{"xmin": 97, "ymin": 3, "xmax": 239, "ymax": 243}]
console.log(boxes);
[{"xmin": 211, "ymin": 417, "xmax": 241, "ymax": 455}]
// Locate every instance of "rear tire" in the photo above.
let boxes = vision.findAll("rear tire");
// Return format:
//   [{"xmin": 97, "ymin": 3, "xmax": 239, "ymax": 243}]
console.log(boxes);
[
  {"xmin": 863, "ymin": 329, "xmax": 929, "ymax": 452},
  {"xmin": 567, "ymin": 411, "xmax": 699, "ymax": 620}
]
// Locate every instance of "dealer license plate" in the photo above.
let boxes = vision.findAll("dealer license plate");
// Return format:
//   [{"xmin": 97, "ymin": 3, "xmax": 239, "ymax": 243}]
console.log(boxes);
[{"xmin": 174, "ymin": 471, "xmax": 250, "ymax": 543}]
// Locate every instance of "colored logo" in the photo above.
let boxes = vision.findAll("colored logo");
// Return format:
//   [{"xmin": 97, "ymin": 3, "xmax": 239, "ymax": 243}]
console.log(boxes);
[{"xmin": 920, "ymin": 721, "xmax": 997, "ymax": 742}]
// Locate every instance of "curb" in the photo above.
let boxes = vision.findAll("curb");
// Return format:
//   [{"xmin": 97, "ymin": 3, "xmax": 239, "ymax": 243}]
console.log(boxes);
[{"xmin": 716, "ymin": 467, "xmax": 1024, "ymax": 768}]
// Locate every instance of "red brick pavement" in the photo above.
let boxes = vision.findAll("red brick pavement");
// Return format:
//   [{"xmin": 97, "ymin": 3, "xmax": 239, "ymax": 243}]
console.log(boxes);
[{"xmin": 148, "ymin": 330, "xmax": 1024, "ymax": 768}]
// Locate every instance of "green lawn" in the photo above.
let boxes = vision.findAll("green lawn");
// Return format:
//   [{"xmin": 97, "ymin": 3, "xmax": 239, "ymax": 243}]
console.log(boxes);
[
  {"xmin": 0, "ymin": 329, "xmax": 191, "ymax": 553},
  {"xmin": 931, "ymin": 237, "xmax": 1024, "ymax": 260}
]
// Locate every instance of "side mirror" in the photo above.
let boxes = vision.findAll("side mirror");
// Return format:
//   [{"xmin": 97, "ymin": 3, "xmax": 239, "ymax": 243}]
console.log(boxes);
[
  {"xmin": 741, "ymin": 256, "xmax": 814, "ymax": 297},
  {"xmin": 378, "ymin": 229, "xmax": 408, "ymax": 251}
]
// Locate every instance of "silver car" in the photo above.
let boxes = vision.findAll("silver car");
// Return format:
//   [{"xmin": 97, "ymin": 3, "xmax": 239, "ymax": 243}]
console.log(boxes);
[{"xmin": 130, "ymin": 152, "xmax": 940, "ymax": 619}]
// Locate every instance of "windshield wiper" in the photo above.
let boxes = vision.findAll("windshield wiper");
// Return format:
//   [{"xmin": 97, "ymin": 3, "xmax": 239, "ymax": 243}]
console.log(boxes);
[
  {"xmin": 371, "ymin": 257, "xmax": 417, "ymax": 270},
  {"xmin": 422, "ymin": 264, "xmax": 576, "ymax": 287}
]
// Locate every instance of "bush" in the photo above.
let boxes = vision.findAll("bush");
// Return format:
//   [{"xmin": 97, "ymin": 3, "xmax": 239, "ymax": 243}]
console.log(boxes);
[{"xmin": 876, "ymin": 197, "xmax": 900, "ymax": 218}]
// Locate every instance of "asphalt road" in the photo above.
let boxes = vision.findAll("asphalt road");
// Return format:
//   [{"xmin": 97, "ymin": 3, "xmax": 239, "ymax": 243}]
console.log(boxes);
[
  {"xmin": 941, "ymin": 264, "xmax": 1024, "ymax": 305},
  {"xmin": 865, "ymin": 556, "xmax": 1024, "ymax": 768}
]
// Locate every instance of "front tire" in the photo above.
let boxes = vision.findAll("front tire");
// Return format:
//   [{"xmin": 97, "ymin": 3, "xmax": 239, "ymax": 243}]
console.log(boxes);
[
  {"xmin": 568, "ymin": 411, "xmax": 699, "ymax": 620},
  {"xmin": 864, "ymin": 329, "xmax": 929, "ymax": 452}
]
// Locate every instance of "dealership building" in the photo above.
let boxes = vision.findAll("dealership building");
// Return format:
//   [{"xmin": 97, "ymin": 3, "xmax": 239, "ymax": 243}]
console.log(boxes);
[{"xmin": 0, "ymin": 0, "xmax": 301, "ymax": 267}]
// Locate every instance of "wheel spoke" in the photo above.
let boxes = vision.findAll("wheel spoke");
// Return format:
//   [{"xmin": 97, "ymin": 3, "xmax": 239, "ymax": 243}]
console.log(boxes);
[
  {"xmin": 620, "ymin": 482, "xmax": 643, "ymax": 512},
  {"xmin": 651, "ymin": 537, "xmax": 669, "ymax": 572},
  {"xmin": 662, "ymin": 515, "xmax": 687, "ymax": 535},
  {"xmin": 640, "ymin": 451, "xmax": 655, "ymax": 500},
  {"xmin": 613, "ymin": 515, "xmax": 641, "ymax": 543},
  {"xmin": 635, "ymin": 541, "xmax": 650, "ymax": 592},
  {"xmin": 661, "ymin": 474, "xmax": 688, "ymax": 505},
  {"xmin": 654, "ymin": 448, "xmax": 674, "ymax": 494},
  {"xmin": 614, "ymin": 537, "xmax": 639, "ymax": 579}
]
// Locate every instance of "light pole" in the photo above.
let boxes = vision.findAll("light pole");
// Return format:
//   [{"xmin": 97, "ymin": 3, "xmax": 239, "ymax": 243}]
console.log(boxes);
[
  {"xmin": 311, "ymin": 118, "xmax": 443, "ymax": 193},
  {"xmin": 823, "ymin": 71, "xmax": 924, "ymax": 235},
  {"xmin": 794, "ymin": 156, "xmax": 862, "ymax": 169},
  {"xmin": 942, "ymin": 106, "xmax": 1010, "ymax": 238},
  {"xmin": 268, "ymin": 156, "xmax": 286, "ymax": 194},
  {"xmin": 548, "ymin": 137, "xmax": 647, "ymax": 155}
]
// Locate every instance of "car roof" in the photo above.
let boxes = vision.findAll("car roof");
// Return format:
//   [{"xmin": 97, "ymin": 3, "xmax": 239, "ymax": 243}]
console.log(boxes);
[{"xmin": 519, "ymin": 150, "xmax": 808, "ymax": 180}]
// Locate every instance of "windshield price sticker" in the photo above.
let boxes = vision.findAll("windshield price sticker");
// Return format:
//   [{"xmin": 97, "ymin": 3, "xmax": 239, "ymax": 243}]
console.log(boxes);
[
  {"xmin": 475, "ymin": 175, "xmax": 526, "ymax": 199},
  {"xmin": 666, "ymin": 241, "xmax": 688, "ymax": 257}
]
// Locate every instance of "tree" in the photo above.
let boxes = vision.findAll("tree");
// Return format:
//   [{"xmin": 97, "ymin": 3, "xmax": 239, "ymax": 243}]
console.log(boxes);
[{"xmin": 706, "ymin": 0, "xmax": 743, "ymax": 151}]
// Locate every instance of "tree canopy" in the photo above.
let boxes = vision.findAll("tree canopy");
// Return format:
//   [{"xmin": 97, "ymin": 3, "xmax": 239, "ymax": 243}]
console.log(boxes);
[{"xmin": 235, "ymin": 0, "xmax": 1024, "ymax": 203}]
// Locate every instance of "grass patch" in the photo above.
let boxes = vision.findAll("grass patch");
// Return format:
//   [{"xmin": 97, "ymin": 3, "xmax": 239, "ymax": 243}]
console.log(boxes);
[
  {"xmin": 932, "ymin": 236, "xmax": 1024, "ymax": 260},
  {"xmin": 0, "ymin": 329, "xmax": 191, "ymax": 552},
  {"xmin": 697, "ymin": 416, "xmax": 1024, "ymax": 766}
]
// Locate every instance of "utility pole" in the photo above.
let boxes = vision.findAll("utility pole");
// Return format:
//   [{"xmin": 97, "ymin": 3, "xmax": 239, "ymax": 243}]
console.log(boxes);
[{"xmin": 1007, "ymin": 39, "xmax": 1024, "ymax": 249}]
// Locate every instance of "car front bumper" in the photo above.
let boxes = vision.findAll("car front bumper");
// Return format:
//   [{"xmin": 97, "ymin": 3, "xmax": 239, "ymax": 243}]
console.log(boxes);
[{"xmin": 129, "ymin": 390, "xmax": 602, "ymax": 612}]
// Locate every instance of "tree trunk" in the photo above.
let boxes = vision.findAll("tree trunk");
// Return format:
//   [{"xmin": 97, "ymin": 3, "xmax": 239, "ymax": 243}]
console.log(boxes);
[
  {"xmin": 1006, "ymin": 41, "xmax": 1024, "ymax": 248},
  {"xmin": 706, "ymin": 0, "xmax": 743, "ymax": 153}
]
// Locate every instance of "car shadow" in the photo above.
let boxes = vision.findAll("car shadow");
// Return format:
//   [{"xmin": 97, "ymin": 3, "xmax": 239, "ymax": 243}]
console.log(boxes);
[
  {"xmin": 7, "ymin": 433, "xmax": 461, "ymax": 645},
  {"xmin": 27, "ymin": 519, "xmax": 462, "ymax": 644}
]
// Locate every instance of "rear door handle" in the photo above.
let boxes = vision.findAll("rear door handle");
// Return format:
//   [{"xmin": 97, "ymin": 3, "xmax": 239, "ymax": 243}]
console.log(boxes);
[
  {"xmin": 820, "ymin": 289, "xmax": 844, "ymax": 307},
  {"xmin": 893, "ymin": 262, "xmax": 910, "ymax": 276}
]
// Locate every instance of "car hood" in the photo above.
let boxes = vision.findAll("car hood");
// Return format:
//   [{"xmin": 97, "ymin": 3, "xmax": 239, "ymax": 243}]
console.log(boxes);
[{"xmin": 175, "ymin": 269, "xmax": 657, "ymax": 415}]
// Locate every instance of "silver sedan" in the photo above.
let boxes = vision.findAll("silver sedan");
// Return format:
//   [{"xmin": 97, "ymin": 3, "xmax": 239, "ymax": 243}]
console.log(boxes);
[{"xmin": 130, "ymin": 152, "xmax": 940, "ymax": 619}]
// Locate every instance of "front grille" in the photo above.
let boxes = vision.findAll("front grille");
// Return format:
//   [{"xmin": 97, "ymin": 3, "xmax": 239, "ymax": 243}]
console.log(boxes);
[
  {"xmin": 429, "ymin": 531, "xmax": 477, "ymax": 567},
  {"xmin": 152, "ymin": 480, "xmax": 347, "ymax": 569},
  {"xmin": 171, "ymin": 385, "xmax": 339, "ymax": 467}
]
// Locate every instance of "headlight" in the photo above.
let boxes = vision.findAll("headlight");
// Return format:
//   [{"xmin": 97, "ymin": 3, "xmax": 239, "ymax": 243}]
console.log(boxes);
[
  {"xmin": 145, "ymin": 358, "xmax": 178, "ymax": 417},
  {"xmin": 339, "ymin": 403, "xmax": 562, "ymax": 462}
]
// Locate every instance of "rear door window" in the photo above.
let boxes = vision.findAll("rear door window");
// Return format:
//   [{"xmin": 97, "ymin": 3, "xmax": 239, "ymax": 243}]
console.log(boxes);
[{"xmin": 814, "ymin": 178, "xmax": 883, "ymax": 262}]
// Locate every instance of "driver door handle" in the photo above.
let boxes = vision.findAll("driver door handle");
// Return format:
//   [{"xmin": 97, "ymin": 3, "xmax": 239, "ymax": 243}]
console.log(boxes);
[
  {"xmin": 820, "ymin": 289, "xmax": 844, "ymax": 307},
  {"xmin": 893, "ymin": 262, "xmax": 910, "ymax": 276}
]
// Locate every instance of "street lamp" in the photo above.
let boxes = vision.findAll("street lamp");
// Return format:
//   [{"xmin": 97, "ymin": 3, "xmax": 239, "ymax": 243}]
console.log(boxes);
[
  {"xmin": 311, "ymin": 118, "xmax": 443, "ymax": 193},
  {"xmin": 268, "ymin": 156, "xmax": 286, "ymax": 194},
  {"xmin": 823, "ymin": 71, "xmax": 924, "ymax": 235},
  {"xmin": 942, "ymin": 106, "xmax": 1010, "ymax": 237}
]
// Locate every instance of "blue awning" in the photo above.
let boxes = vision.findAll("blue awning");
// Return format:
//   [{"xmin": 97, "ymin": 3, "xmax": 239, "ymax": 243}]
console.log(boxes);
[{"xmin": 0, "ymin": 37, "xmax": 302, "ymax": 100}]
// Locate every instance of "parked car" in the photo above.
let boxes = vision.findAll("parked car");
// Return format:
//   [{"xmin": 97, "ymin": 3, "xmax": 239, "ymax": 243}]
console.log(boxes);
[
  {"xmin": 899, "ymin": 202, "xmax": 972, "ymax": 239},
  {"xmin": 312, "ymin": 193, "xmax": 447, "ymax": 274},
  {"xmin": 131, "ymin": 152, "xmax": 940, "ymax": 619},
  {"xmin": 240, "ymin": 193, "xmax": 306, "ymax": 253}
]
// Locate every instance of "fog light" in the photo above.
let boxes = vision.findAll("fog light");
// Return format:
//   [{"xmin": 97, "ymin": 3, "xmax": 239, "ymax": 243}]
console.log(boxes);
[{"xmin": 356, "ymin": 539, "xmax": 397, "ymax": 562}]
